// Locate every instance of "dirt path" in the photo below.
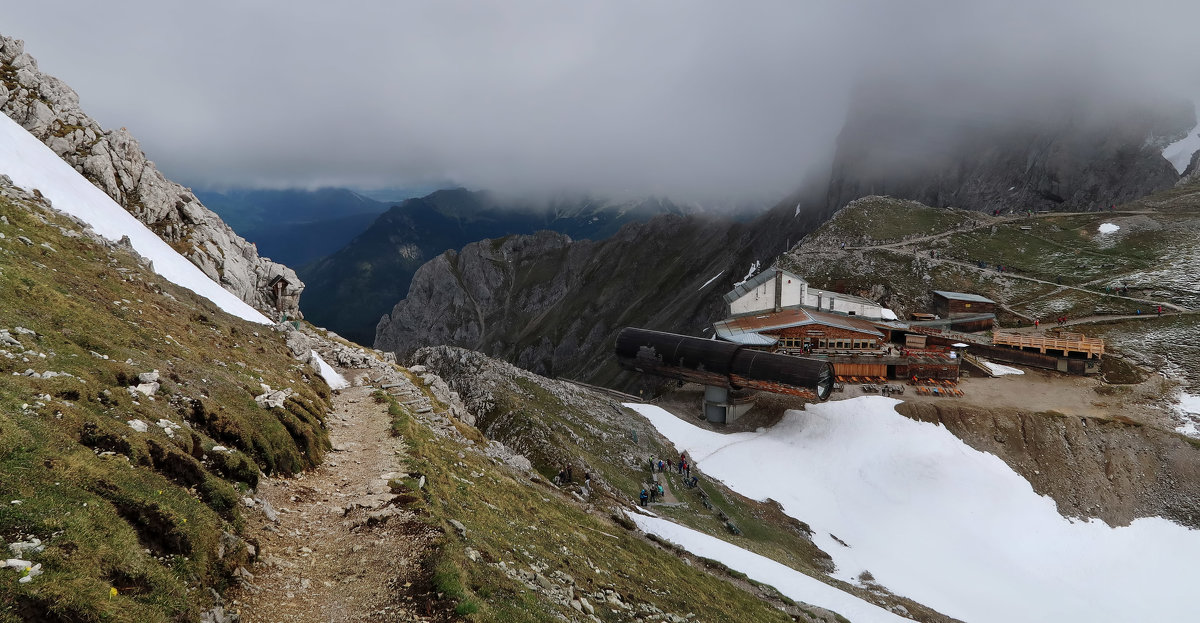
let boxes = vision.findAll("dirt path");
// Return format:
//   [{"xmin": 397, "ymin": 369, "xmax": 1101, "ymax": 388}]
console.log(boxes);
[
  {"xmin": 842, "ymin": 208, "xmax": 1190, "ymax": 314},
  {"xmin": 229, "ymin": 383, "xmax": 440, "ymax": 623}
]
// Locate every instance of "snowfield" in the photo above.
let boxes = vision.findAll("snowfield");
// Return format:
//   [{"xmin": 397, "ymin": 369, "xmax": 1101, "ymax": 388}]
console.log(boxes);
[
  {"xmin": 0, "ymin": 115, "xmax": 344, "ymax": 376},
  {"xmin": 626, "ymin": 398, "xmax": 1200, "ymax": 623},
  {"xmin": 1097, "ymin": 222, "xmax": 1120, "ymax": 234},
  {"xmin": 627, "ymin": 513, "xmax": 911, "ymax": 623}
]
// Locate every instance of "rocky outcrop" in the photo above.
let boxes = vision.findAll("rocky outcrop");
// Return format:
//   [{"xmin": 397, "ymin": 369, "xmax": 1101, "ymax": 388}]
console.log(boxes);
[
  {"xmin": 376, "ymin": 214, "xmax": 789, "ymax": 388},
  {"xmin": 826, "ymin": 81, "xmax": 1191, "ymax": 213},
  {"xmin": 898, "ymin": 402, "xmax": 1200, "ymax": 529},
  {"xmin": 0, "ymin": 35, "xmax": 302, "ymax": 318},
  {"xmin": 300, "ymin": 188, "xmax": 698, "ymax": 345},
  {"xmin": 1179, "ymin": 150, "xmax": 1200, "ymax": 186}
]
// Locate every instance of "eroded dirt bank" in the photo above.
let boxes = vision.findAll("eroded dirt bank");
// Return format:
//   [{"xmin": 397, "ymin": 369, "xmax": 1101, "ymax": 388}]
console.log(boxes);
[{"xmin": 896, "ymin": 401, "xmax": 1200, "ymax": 528}]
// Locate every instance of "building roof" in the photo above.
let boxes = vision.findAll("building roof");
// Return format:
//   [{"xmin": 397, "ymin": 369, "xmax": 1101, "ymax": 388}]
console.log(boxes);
[
  {"xmin": 713, "ymin": 308, "xmax": 884, "ymax": 346},
  {"xmin": 807, "ymin": 287, "xmax": 882, "ymax": 310},
  {"xmin": 932, "ymin": 290, "xmax": 995, "ymax": 304},
  {"xmin": 722, "ymin": 268, "xmax": 806, "ymax": 305}
]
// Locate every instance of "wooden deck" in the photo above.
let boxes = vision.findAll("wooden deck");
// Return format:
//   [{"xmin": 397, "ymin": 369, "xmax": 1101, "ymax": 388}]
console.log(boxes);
[{"xmin": 992, "ymin": 332, "xmax": 1105, "ymax": 358}]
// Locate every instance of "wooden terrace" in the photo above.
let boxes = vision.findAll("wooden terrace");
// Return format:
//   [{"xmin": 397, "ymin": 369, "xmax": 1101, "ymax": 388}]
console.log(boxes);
[{"xmin": 992, "ymin": 332, "xmax": 1105, "ymax": 358}]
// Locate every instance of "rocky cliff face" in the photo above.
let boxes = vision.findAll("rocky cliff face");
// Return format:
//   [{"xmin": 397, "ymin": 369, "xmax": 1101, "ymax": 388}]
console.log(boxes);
[
  {"xmin": 301, "ymin": 188, "xmax": 701, "ymax": 345},
  {"xmin": 826, "ymin": 82, "xmax": 1191, "ymax": 213},
  {"xmin": 372, "ymin": 181, "xmax": 837, "ymax": 387},
  {"xmin": 898, "ymin": 402, "xmax": 1200, "ymax": 529},
  {"xmin": 0, "ymin": 35, "xmax": 302, "ymax": 318},
  {"xmin": 376, "ymin": 210, "xmax": 814, "ymax": 387}
]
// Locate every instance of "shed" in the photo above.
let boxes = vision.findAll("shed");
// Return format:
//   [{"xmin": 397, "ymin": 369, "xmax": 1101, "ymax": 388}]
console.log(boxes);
[{"xmin": 932, "ymin": 291, "xmax": 996, "ymax": 319}]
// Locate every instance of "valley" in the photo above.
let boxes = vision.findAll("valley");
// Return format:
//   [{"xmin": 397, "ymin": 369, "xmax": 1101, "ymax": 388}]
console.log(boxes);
[{"xmin": 4, "ymin": 15, "xmax": 1200, "ymax": 623}]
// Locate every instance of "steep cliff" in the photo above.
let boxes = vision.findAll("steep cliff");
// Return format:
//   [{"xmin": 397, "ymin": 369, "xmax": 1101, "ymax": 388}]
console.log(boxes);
[
  {"xmin": 0, "ymin": 35, "xmax": 303, "ymax": 317},
  {"xmin": 826, "ymin": 81, "xmax": 1191, "ymax": 213},
  {"xmin": 301, "ymin": 188, "xmax": 699, "ymax": 344},
  {"xmin": 377, "ymin": 210, "xmax": 784, "ymax": 387},
  {"xmin": 897, "ymin": 402, "xmax": 1200, "ymax": 528}
]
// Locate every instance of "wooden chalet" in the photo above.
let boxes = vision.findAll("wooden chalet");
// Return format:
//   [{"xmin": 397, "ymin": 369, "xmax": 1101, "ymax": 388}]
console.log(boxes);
[{"xmin": 713, "ymin": 309, "xmax": 961, "ymax": 380}]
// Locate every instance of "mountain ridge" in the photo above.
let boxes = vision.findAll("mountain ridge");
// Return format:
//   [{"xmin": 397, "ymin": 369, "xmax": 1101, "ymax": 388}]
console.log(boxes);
[{"xmin": 0, "ymin": 34, "xmax": 304, "ymax": 319}]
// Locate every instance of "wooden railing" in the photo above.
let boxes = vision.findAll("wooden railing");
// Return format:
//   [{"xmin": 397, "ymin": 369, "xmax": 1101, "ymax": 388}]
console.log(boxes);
[{"xmin": 992, "ymin": 332, "xmax": 1105, "ymax": 357}]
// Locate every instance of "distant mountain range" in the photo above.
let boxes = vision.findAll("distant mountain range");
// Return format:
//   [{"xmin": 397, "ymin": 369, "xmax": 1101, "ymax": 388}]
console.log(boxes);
[
  {"xmin": 298, "ymin": 188, "xmax": 709, "ymax": 344},
  {"xmin": 196, "ymin": 188, "xmax": 398, "ymax": 267}
]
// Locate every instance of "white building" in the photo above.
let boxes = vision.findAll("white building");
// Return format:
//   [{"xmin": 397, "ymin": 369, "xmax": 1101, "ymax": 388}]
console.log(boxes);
[{"xmin": 723, "ymin": 268, "xmax": 895, "ymax": 320}]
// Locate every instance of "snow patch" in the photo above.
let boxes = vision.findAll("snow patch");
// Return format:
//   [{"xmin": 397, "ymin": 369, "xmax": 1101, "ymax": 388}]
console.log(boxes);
[
  {"xmin": 1175, "ymin": 393, "xmax": 1200, "ymax": 438},
  {"xmin": 981, "ymin": 361, "xmax": 1024, "ymax": 376},
  {"xmin": 880, "ymin": 307, "xmax": 898, "ymax": 321},
  {"xmin": 625, "ymin": 398, "xmax": 1200, "ymax": 623},
  {"xmin": 698, "ymin": 270, "xmax": 725, "ymax": 291},
  {"xmin": 0, "ymin": 115, "xmax": 270, "ymax": 325},
  {"xmin": 1098, "ymin": 223, "xmax": 1120, "ymax": 234},
  {"xmin": 1162, "ymin": 100, "xmax": 1200, "ymax": 174},
  {"xmin": 628, "ymin": 513, "xmax": 910, "ymax": 623},
  {"xmin": 312, "ymin": 351, "xmax": 349, "ymax": 389},
  {"xmin": 734, "ymin": 261, "xmax": 760, "ymax": 286}
]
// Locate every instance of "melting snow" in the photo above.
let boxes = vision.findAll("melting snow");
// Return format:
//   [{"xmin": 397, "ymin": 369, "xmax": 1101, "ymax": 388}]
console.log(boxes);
[
  {"xmin": 734, "ymin": 261, "xmax": 760, "ymax": 286},
  {"xmin": 627, "ymin": 513, "xmax": 910, "ymax": 622},
  {"xmin": 626, "ymin": 398, "xmax": 1200, "ymax": 623},
  {"xmin": 698, "ymin": 270, "xmax": 725, "ymax": 291},
  {"xmin": 1175, "ymin": 393, "xmax": 1200, "ymax": 438},
  {"xmin": 1098, "ymin": 223, "xmax": 1120, "ymax": 234},
  {"xmin": 1162, "ymin": 100, "xmax": 1200, "ymax": 174},
  {"xmin": 0, "ymin": 115, "xmax": 343, "ymax": 376},
  {"xmin": 981, "ymin": 361, "xmax": 1024, "ymax": 376},
  {"xmin": 312, "ymin": 350, "xmax": 349, "ymax": 389}
]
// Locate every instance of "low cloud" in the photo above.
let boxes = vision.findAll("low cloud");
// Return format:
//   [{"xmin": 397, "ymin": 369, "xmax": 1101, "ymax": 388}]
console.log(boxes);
[{"xmin": 6, "ymin": 1, "xmax": 1200, "ymax": 203}]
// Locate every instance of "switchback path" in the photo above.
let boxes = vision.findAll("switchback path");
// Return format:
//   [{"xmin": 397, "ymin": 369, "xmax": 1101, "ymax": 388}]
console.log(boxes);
[{"xmin": 839, "ymin": 208, "xmax": 1192, "ymax": 315}]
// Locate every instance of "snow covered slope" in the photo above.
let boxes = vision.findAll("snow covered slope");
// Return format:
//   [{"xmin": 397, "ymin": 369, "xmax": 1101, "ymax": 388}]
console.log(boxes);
[
  {"xmin": 1162, "ymin": 100, "xmax": 1200, "ymax": 174},
  {"xmin": 627, "ymin": 513, "xmax": 911, "ymax": 622},
  {"xmin": 0, "ymin": 113, "xmax": 268, "ymax": 324},
  {"xmin": 627, "ymin": 398, "xmax": 1200, "ymax": 623}
]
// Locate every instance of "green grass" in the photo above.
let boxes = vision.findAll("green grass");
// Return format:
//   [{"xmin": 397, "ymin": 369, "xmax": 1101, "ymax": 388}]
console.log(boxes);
[
  {"xmin": 0, "ymin": 193, "xmax": 332, "ymax": 620},
  {"xmin": 386, "ymin": 400, "xmax": 801, "ymax": 623},
  {"xmin": 819, "ymin": 196, "xmax": 974, "ymax": 245}
]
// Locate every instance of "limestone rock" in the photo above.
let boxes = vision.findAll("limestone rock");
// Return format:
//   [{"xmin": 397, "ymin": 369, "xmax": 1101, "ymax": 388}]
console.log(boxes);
[{"xmin": 0, "ymin": 34, "xmax": 303, "ymax": 318}]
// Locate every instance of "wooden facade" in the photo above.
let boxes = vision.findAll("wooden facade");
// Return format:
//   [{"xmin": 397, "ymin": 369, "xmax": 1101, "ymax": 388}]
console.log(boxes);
[
  {"xmin": 933, "ymin": 291, "xmax": 996, "ymax": 318},
  {"xmin": 766, "ymin": 323, "xmax": 882, "ymax": 351}
]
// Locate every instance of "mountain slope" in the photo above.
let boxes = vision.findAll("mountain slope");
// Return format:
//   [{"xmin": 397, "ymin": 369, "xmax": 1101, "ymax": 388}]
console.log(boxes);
[
  {"xmin": 0, "ymin": 175, "xmax": 333, "ymax": 622},
  {"xmin": 826, "ymin": 80, "xmax": 1192, "ymax": 212},
  {"xmin": 374, "ymin": 189, "xmax": 831, "ymax": 389},
  {"xmin": 302, "ymin": 188, "xmax": 698, "ymax": 344},
  {"xmin": 196, "ymin": 187, "xmax": 392, "ymax": 267},
  {"xmin": 0, "ymin": 34, "xmax": 304, "ymax": 318}
]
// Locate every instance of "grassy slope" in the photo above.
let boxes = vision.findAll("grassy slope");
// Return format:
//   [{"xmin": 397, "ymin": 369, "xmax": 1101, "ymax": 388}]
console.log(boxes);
[
  {"xmin": 0, "ymin": 191, "xmax": 331, "ymax": 621},
  {"xmin": 783, "ymin": 195, "xmax": 1198, "ymax": 322},
  {"xmin": 408, "ymin": 349, "xmax": 950, "ymax": 622},
  {"xmin": 782, "ymin": 192, "xmax": 1200, "ymax": 391}
]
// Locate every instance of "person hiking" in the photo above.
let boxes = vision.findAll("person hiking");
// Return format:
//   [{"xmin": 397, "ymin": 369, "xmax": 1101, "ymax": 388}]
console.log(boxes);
[
  {"xmin": 656, "ymin": 483, "xmax": 664, "ymax": 500},
  {"xmin": 639, "ymin": 488, "xmax": 648, "ymax": 507}
]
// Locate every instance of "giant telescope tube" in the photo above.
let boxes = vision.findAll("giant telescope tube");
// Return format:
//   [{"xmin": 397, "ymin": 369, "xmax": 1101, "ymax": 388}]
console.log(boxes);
[{"xmin": 615, "ymin": 327, "xmax": 834, "ymax": 401}]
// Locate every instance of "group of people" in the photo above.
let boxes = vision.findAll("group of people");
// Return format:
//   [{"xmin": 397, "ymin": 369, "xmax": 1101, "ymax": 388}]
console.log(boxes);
[
  {"xmin": 639, "ymin": 452, "xmax": 700, "ymax": 506},
  {"xmin": 555, "ymin": 463, "xmax": 592, "ymax": 494}
]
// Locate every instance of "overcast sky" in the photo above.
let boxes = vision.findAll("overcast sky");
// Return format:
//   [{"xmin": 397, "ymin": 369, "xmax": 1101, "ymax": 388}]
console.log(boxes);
[{"xmin": 5, "ymin": 1, "xmax": 1200, "ymax": 201}]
